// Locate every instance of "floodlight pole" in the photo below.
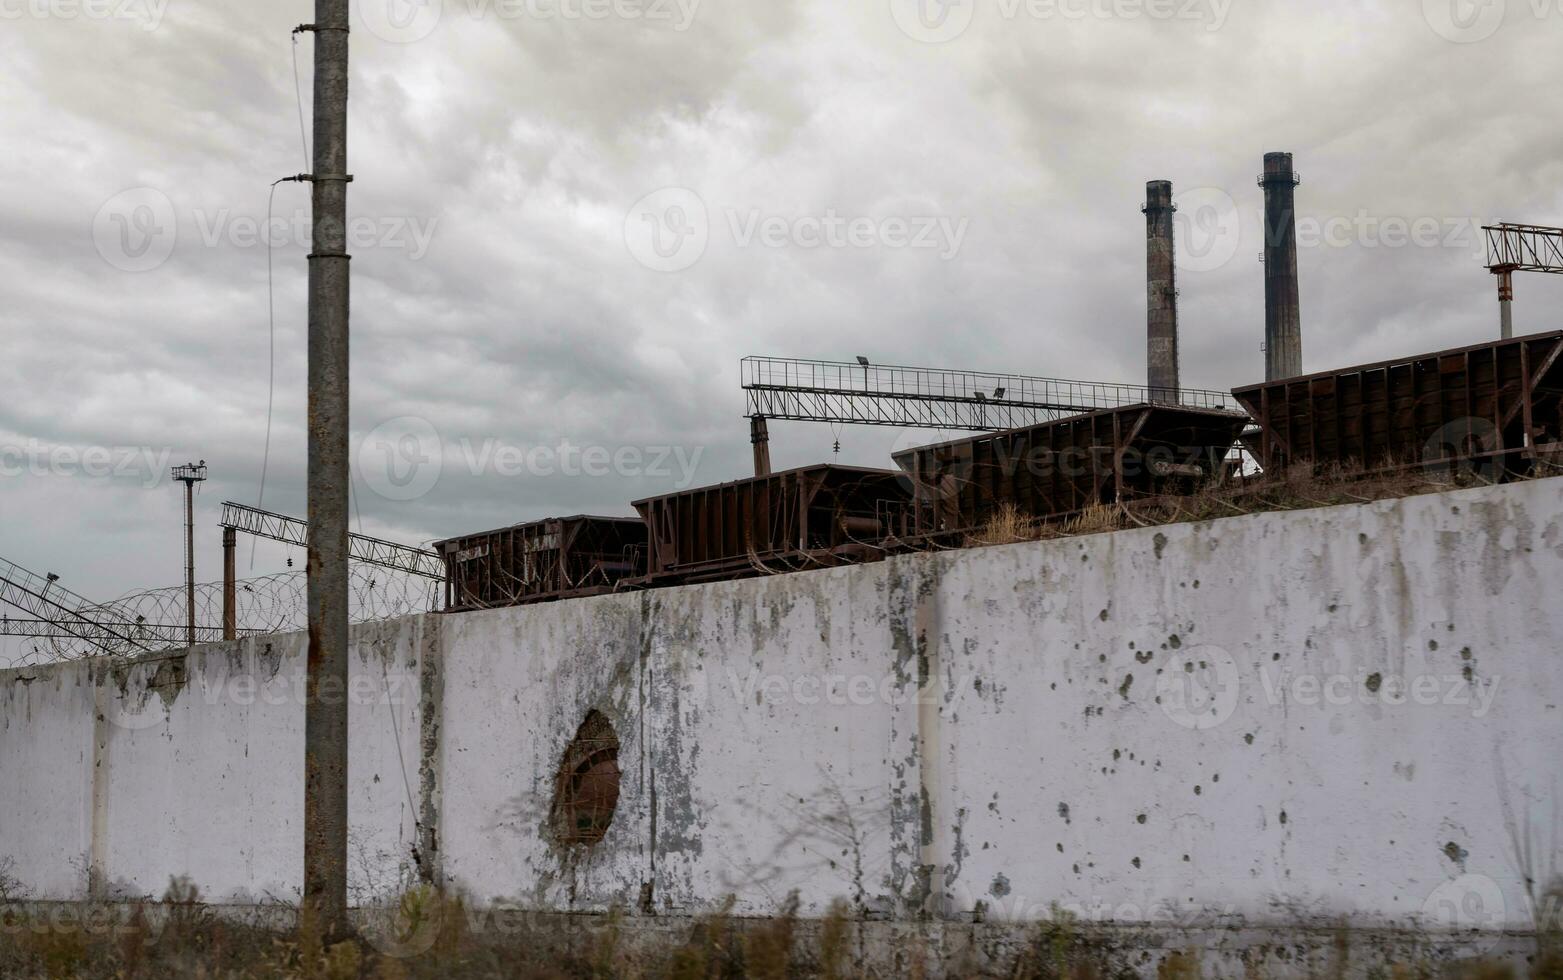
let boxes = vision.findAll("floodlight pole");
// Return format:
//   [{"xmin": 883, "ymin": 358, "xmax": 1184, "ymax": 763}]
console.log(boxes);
[
  {"xmin": 171, "ymin": 461, "xmax": 208, "ymax": 649},
  {"xmin": 302, "ymin": 0, "xmax": 352, "ymax": 940}
]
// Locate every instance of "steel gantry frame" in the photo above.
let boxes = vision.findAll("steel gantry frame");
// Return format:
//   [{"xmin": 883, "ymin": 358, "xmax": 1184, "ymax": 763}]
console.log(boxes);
[
  {"xmin": 741, "ymin": 356, "xmax": 1237, "ymax": 432},
  {"xmin": 1484, "ymin": 224, "xmax": 1563, "ymax": 340},
  {"xmin": 219, "ymin": 502, "xmax": 444, "ymax": 579},
  {"xmin": 217, "ymin": 501, "xmax": 442, "ymax": 642},
  {"xmin": 741, "ymin": 355, "xmax": 1239, "ymax": 475}
]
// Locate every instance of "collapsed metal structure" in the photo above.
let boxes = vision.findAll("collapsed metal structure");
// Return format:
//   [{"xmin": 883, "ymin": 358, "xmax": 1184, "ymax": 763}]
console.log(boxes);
[
  {"xmin": 217, "ymin": 501, "xmax": 442, "ymax": 640},
  {"xmin": 0, "ymin": 554, "xmax": 265, "ymax": 660}
]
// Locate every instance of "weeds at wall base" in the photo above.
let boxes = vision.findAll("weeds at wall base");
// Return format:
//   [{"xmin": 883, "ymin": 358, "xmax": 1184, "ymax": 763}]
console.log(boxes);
[{"xmin": 0, "ymin": 886, "xmax": 1556, "ymax": 979}]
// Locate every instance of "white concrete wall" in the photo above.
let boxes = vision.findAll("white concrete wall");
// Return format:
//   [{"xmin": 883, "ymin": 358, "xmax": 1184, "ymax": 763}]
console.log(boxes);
[
  {"xmin": 438, "ymin": 591, "xmax": 647, "ymax": 910},
  {"xmin": 0, "ymin": 622, "xmax": 429, "ymax": 905},
  {"xmin": 928, "ymin": 487, "xmax": 1559, "ymax": 930},
  {"xmin": 0, "ymin": 659, "xmax": 94, "ymax": 899},
  {"xmin": 2, "ymin": 478, "xmax": 1560, "ymax": 940},
  {"xmin": 640, "ymin": 567, "xmax": 901, "ymax": 916}
]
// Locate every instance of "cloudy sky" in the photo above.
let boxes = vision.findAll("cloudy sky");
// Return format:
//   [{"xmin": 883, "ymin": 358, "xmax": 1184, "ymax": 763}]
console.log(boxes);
[{"xmin": 2, "ymin": 0, "xmax": 1561, "ymax": 644}]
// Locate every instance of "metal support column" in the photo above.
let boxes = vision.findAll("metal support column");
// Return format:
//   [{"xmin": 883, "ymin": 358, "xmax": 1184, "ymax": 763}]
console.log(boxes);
[
  {"xmin": 1496, "ymin": 266, "xmax": 1515, "ymax": 340},
  {"xmin": 222, "ymin": 527, "xmax": 237, "ymax": 642},
  {"xmin": 750, "ymin": 415, "xmax": 772, "ymax": 477}
]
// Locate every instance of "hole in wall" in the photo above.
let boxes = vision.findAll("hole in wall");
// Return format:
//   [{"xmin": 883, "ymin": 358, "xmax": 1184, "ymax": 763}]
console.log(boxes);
[{"xmin": 549, "ymin": 709, "xmax": 621, "ymax": 846}]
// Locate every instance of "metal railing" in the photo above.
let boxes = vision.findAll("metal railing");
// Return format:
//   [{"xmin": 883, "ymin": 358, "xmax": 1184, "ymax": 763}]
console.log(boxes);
[
  {"xmin": 1484, "ymin": 223, "xmax": 1563, "ymax": 274},
  {"xmin": 742, "ymin": 356, "xmax": 1239, "ymax": 432}
]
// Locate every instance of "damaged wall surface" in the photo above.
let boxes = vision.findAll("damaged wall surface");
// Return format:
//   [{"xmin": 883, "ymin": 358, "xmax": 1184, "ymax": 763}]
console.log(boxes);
[{"xmin": 2, "ymin": 477, "xmax": 1560, "ymax": 939}]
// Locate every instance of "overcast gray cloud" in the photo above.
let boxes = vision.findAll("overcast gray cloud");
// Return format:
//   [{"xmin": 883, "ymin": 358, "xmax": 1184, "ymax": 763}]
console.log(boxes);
[{"xmin": 3, "ymin": 0, "xmax": 1561, "ymax": 652}]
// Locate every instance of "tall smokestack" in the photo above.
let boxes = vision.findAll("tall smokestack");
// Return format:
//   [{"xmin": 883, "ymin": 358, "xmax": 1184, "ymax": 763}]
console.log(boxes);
[
  {"xmin": 1143, "ymin": 180, "xmax": 1179, "ymax": 403},
  {"xmin": 1260, "ymin": 152, "xmax": 1302, "ymax": 380}
]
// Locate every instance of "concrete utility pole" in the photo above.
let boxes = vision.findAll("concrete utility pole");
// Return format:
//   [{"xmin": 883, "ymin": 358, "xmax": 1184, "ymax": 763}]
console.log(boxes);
[
  {"xmin": 302, "ymin": 0, "xmax": 352, "ymax": 940},
  {"xmin": 171, "ymin": 461, "xmax": 208, "ymax": 649}
]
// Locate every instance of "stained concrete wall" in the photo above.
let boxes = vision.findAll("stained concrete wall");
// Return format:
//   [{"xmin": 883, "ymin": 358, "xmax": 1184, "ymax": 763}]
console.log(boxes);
[
  {"xmin": 3, "ymin": 478, "xmax": 1560, "ymax": 944},
  {"xmin": 0, "ymin": 619, "xmax": 431, "ymax": 906}
]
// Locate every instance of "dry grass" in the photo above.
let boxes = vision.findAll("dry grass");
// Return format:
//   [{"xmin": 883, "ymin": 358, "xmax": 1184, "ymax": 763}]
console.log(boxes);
[
  {"xmin": 0, "ymin": 880, "xmax": 1553, "ymax": 978},
  {"xmin": 1062, "ymin": 504, "xmax": 1122, "ymax": 537},
  {"xmin": 959, "ymin": 460, "xmax": 1522, "ymax": 553},
  {"xmin": 0, "ymin": 898, "xmax": 1547, "ymax": 980},
  {"xmin": 966, "ymin": 503, "xmax": 1040, "ymax": 547}
]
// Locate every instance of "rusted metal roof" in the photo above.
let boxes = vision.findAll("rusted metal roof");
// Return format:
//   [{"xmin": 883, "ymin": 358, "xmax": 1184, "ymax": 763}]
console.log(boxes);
[
  {"xmin": 434, "ymin": 516, "xmax": 646, "ymax": 611},
  {"xmin": 1232, "ymin": 330, "xmax": 1563, "ymax": 476},
  {"xmin": 631, "ymin": 464, "xmax": 911, "ymax": 584},
  {"xmin": 891, "ymin": 403, "xmax": 1248, "ymax": 536}
]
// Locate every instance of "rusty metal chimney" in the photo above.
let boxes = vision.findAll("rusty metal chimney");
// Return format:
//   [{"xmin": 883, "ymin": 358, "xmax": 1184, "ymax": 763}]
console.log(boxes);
[
  {"xmin": 1260, "ymin": 152, "xmax": 1302, "ymax": 380},
  {"xmin": 1143, "ymin": 180, "xmax": 1179, "ymax": 403}
]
